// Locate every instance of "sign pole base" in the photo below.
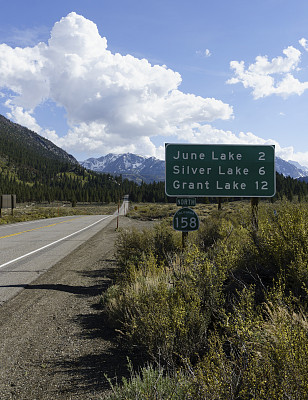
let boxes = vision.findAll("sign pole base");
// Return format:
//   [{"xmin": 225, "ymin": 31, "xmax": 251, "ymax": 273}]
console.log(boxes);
[
  {"xmin": 251, "ymin": 197, "xmax": 259, "ymax": 231},
  {"xmin": 182, "ymin": 231, "xmax": 188, "ymax": 249}
]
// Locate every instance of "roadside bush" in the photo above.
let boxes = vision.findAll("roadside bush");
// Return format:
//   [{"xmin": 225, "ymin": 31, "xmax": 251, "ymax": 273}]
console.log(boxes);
[
  {"xmin": 187, "ymin": 282, "xmax": 308, "ymax": 399},
  {"xmin": 103, "ymin": 251, "xmax": 211, "ymax": 365},
  {"xmin": 104, "ymin": 282, "xmax": 308, "ymax": 399},
  {"xmin": 104, "ymin": 360, "xmax": 191, "ymax": 399},
  {"xmin": 115, "ymin": 227, "xmax": 154, "ymax": 274},
  {"xmin": 171, "ymin": 279, "xmax": 305, "ymax": 397},
  {"xmin": 188, "ymin": 333, "xmax": 240, "ymax": 399},
  {"xmin": 218, "ymin": 202, "xmax": 308, "ymax": 303},
  {"xmin": 238, "ymin": 202, "xmax": 308, "ymax": 300},
  {"xmin": 264, "ymin": 203, "xmax": 308, "ymax": 294},
  {"xmin": 127, "ymin": 203, "xmax": 177, "ymax": 220},
  {"xmin": 196, "ymin": 215, "xmax": 223, "ymax": 251},
  {"xmin": 107, "ymin": 208, "xmax": 257, "ymax": 366},
  {"xmin": 115, "ymin": 222, "xmax": 181, "ymax": 281},
  {"xmin": 153, "ymin": 221, "xmax": 182, "ymax": 265},
  {"xmin": 104, "ymin": 201, "xmax": 308, "ymax": 398},
  {"xmin": 196, "ymin": 208, "xmax": 244, "ymax": 253}
]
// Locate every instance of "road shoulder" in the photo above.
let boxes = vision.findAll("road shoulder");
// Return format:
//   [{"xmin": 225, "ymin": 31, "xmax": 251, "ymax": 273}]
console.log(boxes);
[{"xmin": 0, "ymin": 216, "xmax": 153, "ymax": 400}]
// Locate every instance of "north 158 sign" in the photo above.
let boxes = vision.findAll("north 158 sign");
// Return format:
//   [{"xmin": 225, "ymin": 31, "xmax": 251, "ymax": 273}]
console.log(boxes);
[
  {"xmin": 173, "ymin": 207, "xmax": 199, "ymax": 232},
  {"xmin": 165, "ymin": 144, "xmax": 276, "ymax": 197}
]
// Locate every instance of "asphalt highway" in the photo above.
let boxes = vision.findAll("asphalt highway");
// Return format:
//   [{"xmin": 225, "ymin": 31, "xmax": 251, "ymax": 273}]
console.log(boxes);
[{"xmin": 0, "ymin": 200, "xmax": 128, "ymax": 303}]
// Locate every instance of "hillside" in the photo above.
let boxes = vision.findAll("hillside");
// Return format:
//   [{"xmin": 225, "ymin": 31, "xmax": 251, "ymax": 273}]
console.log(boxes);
[
  {"xmin": 0, "ymin": 114, "xmax": 77, "ymax": 165},
  {"xmin": 0, "ymin": 114, "xmax": 163, "ymax": 204},
  {"xmin": 0, "ymin": 114, "xmax": 79, "ymax": 184}
]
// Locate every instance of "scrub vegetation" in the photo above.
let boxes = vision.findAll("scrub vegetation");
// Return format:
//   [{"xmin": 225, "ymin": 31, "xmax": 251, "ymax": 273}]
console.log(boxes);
[
  {"xmin": 102, "ymin": 200, "xmax": 308, "ymax": 399},
  {"xmin": 0, "ymin": 202, "xmax": 118, "ymax": 224}
]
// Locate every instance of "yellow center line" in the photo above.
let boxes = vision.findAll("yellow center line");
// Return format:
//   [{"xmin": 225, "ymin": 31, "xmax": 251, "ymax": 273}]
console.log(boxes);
[{"xmin": 0, "ymin": 217, "xmax": 84, "ymax": 240}]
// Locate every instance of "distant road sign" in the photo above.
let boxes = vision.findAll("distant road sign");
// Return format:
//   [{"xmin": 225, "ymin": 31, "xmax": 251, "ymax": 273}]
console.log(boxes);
[
  {"xmin": 173, "ymin": 207, "xmax": 199, "ymax": 232},
  {"xmin": 165, "ymin": 144, "xmax": 276, "ymax": 197},
  {"xmin": 0, "ymin": 194, "xmax": 16, "ymax": 209}
]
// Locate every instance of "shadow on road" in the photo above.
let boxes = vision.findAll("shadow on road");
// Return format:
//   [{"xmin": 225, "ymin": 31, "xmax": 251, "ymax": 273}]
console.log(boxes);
[
  {"xmin": 0, "ymin": 283, "xmax": 107, "ymax": 296},
  {"xmin": 0, "ymin": 265, "xmax": 116, "ymax": 297}
]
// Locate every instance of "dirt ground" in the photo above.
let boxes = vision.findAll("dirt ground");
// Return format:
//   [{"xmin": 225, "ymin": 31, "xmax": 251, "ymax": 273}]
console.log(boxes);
[{"xmin": 0, "ymin": 216, "xmax": 153, "ymax": 400}]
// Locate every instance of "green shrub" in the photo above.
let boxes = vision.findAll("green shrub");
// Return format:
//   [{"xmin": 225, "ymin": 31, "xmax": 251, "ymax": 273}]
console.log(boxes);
[
  {"xmin": 248, "ymin": 202, "xmax": 308, "ymax": 299},
  {"xmin": 115, "ymin": 222, "xmax": 181, "ymax": 282},
  {"xmin": 115, "ymin": 227, "xmax": 155, "ymax": 273},
  {"xmin": 104, "ymin": 201, "xmax": 308, "ymax": 398},
  {"xmin": 127, "ymin": 203, "xmax": 177, "ymax": 221},
  {"xmin": 153, "ymin": 221, "xmax": 182, "ymax": 265},
  {"xmin": 196, "ymin": 215, "xmax": 223, "ymax": 251},
  {"xmin": 196, "ymin": 208, "xmax": 242, "ymax": 252},
  {"xmin": 217, "ymin": 202, "xmax": 308, "ymax": 302},
  {"xmin": 191, "ymin": 284, "xmax": 308, "ymax": 400},
  {"xmin": 188, "ymin": 333, "xmax": 239, "ymax": 399},
  {"xmin": 103, "ymin": 252, "xmax": 210, "ymax": 365},
  {"xmin": 104, "ymin": 360, "xmax": 191, "ymax": 399}
]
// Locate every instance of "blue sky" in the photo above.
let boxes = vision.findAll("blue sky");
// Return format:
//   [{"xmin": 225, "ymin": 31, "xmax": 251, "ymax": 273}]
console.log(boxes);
[{"xmin": 1, "ymin": 0, "xmax": 308, "ymax": 165}]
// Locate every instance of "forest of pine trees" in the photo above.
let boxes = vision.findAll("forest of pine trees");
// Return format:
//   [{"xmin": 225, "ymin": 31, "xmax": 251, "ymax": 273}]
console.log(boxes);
[
  {"xmin": 1, "ymin": 113, "xmax": 308, "ymax": 205},
  {"xmin": 1, "ymin": 168, "xmax": 308, "ymax": 204}
]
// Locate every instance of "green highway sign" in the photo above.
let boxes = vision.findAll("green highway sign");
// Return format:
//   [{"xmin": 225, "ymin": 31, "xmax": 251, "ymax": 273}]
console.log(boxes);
[
  {"xmin": 176, "ymin": 197, "xmax": 196, "ymax": 207},
  {"xmin": 165, "ymin": 144, "xmax": 276, "ymax": 197},
  {"xmin": 173, "ymin": 207, "xmax": 199, "ymax": 232}
]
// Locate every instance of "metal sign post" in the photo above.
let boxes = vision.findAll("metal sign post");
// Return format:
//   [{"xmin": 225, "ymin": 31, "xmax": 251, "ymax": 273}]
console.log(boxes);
[{"xmin": 251, "ymin": 197, "xmax": 259, "ymax": 231}]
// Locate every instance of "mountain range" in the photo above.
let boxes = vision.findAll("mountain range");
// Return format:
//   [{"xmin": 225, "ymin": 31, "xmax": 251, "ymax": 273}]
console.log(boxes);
[
  {"xmin": 0, "ymin": 114, "xmax": 146, "ymax": 204},
  {"xmin": 80, "ymin": 153, "xmax": 165, "ymax": 184},
  {"xmin": 80, "ymin": 153, "xmax": 308, "ymax": 183},
  {"xmin": 1, "ymin": 111, "xmax": 308, "ymax": 204}
]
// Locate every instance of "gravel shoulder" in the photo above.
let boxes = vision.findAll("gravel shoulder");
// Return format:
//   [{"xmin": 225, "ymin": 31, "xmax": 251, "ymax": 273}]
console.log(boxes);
[{"xmin": 0, "ymin": 216, "xmax": 153, "ymax": 400}]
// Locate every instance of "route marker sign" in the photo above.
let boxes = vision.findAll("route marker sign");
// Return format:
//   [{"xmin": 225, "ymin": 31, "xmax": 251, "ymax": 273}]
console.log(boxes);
[
  {"xmin": 173, "ymin": 207, "xmax": 199, "ymax": 232},
  {"xmin": 165, "ymin": 144, "xmax": 276, "ymax": 197},
  {"xmin": 176, "ymin": 197, "xmax": 196, "ymax": 207}
]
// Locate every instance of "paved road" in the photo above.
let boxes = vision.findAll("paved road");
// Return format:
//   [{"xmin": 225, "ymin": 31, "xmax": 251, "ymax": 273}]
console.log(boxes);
[{"xmin": 0, "ymin": 200, "xmax": 128, "ymax": 303}]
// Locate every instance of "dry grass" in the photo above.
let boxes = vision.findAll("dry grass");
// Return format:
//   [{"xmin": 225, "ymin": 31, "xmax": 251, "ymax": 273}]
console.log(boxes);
[
  {"xmin": 127, "ymin": 200, "xmax": 252, "ymax": 222},
  {"xmin": 0, "ymin": 202, "xmax": 119, "ymax": 224}
]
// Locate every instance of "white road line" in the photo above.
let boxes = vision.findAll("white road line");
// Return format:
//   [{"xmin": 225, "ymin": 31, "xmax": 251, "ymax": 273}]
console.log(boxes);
[{"xmin": 0, "ymin": 215, "xmax": 112, "ymax": 269}]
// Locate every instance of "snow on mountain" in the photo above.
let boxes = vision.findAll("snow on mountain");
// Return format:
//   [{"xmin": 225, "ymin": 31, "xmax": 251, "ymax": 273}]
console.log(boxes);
[
  {"xmin": 287, "ymin": 160, "xmax": 308, "ymax": 174},
  {"xmin": 275, "ymin": 157, "xmax": 308, "ymax": 179},
  {"xmin": 80, "ymin": 153, "xmax": 165, "ymax": 183},
  {"xmin": 80, "ymin": 153, "xmax": 308, "ymax": 183}
]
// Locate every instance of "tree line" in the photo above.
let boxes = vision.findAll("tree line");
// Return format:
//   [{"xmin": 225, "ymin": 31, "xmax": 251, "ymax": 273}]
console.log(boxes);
[{"xmin": 1, "ymin": 169, "xmax": 308, "ymax": 204}]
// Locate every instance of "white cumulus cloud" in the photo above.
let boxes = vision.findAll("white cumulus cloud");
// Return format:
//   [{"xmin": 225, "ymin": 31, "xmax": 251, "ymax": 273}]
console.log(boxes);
[
  {"xmin": 299, "ymin": 38, "xmax": 308, "ymax": 52},
  {"xmin": 0, "ymin": 12, "xmax": 233, "ymax": 158},
  {"xmin": 175, "ymin": 124, "xmax": 308, "ymax": 167},
  {"xmin": 227, "ymin": 45, "xmax": 308, "ymax": 99},
  {"xmin": 2, "ymin": 13, "xmax": 305, "ymax": 165}
]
